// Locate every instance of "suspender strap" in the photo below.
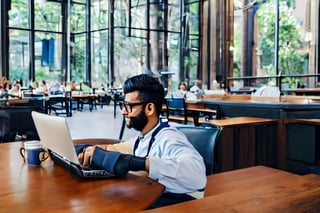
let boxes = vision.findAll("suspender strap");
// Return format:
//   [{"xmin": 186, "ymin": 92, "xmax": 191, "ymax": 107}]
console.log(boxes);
[{"xmin": 134, "ymin": 121, "xmax": 169, "ymax": 157}]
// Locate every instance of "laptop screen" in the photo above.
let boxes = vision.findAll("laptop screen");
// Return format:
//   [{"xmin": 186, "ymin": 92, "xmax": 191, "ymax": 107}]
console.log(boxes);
[{"xmin": 31, "ymin": 111, "xmax": 80, "ymax": 165}]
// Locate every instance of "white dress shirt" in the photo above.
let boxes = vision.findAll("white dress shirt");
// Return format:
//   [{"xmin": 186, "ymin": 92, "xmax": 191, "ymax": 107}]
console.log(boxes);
[{"xmin": 111, "ymin": 122, "xmax": 207, "ymax": 194}]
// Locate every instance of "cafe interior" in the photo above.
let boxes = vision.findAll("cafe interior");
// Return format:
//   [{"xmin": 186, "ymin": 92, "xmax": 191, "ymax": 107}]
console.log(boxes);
[{"xmin": 1, "ymin": 0, "xmax": 320, "ymax": 212}]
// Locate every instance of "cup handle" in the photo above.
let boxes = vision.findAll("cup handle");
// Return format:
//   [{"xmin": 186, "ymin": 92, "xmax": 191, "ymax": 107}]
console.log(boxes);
[
  {"xmin": 19, "ymin": 147, "xmax": 26, "ymax": 161},
  {"xmin": 39, "ymin": 150, "xmax": 49, "ymax": 162}
]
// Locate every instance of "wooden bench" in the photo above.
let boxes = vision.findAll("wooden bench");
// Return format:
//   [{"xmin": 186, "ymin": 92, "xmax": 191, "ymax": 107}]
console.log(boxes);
[{"xmin": 202, "ymin": 117, "xmax": 278, "ymax": 172}]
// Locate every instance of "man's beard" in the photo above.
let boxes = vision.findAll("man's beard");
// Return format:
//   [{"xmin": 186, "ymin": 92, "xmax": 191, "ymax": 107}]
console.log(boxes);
[{"xmin": 126, "ymin": 109, "xmax": 148, "ymax": 132}]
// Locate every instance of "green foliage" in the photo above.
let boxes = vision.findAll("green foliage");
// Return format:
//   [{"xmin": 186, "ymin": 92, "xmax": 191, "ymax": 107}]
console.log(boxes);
[
  {"xmin": 35, "ymin": 67, "xmax": 61, "ymax": 82},
  {"xmin": 9, "ymin": 66, "xmax": 28, "ymax": 82},
  {"xmin": 258, "ymin": 2, "xmax": 305, "ymax": 77}
]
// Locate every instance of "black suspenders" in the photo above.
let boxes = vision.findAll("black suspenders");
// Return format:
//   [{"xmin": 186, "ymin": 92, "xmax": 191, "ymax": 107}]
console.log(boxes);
[{"xmin": 133, "ymin": 121, "xmax": 170, "ymax": 157}]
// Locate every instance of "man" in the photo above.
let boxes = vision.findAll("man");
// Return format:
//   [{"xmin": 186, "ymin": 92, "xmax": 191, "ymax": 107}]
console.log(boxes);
[
  {"xmin": 190, "ymin": 80, "xmax": 205, "ymax": 94},
  {"xmin": 78, "ymin": 74, "xmax": 206, "ymax": 208}
]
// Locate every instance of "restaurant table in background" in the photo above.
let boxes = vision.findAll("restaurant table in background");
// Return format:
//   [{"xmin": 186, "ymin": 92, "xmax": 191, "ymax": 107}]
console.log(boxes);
[
  {"xmin": 141, "ymin": 166, "xmax": 320, "ymax": 212},
  {"xmin": 72, "ymin": 93, "xmax": 100, "ymax": 111},
  {"xmin": 0, "ymin": 142, "xmax": 164, "ymax": 212},
  {"xmin": 283, "ymin": 88, "xmax": 320, "ymax": 96},
  {"xmin": 186, "ymin": 102, "xmax": 216, "ymax": 126}
]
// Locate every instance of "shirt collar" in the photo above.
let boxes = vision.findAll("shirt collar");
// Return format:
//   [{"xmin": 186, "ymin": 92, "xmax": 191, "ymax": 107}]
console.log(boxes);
[{"xmin": 137, "ymin": 121, "xmax": 161, "ymax": 140}]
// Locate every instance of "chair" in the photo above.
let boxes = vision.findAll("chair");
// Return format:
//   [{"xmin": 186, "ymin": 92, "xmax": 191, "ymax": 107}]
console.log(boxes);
[
  {"xmin": 98, "ymin": 94, "xmax": 112, "ymax": 108},
  {"xmin": 0, "ymin": 111, "xmax": 15, "ymax": 142},
  {"xmin": 3, "ymin": 107, "xmax": 42, "ymax": 141},
  {"xmin": 166, "ymin": 98, "xmax": 188, "ymax": 124},
  {"xmin": 113, "ymin": 92, "xmax": 124, "ymax": 118},
  {"xmin": 47, "ymin": 94, "xmax": 72, "ymax": 117},
  {"xmin": 176, "ymin": 124, "xmax": 221, "ymax": 175}
]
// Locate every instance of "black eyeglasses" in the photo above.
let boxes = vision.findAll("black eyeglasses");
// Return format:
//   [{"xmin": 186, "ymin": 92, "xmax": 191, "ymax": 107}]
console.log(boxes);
[{"xmin": 119, "ymin": 101, "xmax": 145, "ymax": 113}]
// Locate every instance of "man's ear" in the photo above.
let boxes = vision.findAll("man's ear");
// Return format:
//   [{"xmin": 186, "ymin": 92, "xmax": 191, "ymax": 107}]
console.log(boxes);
[{"xmin": 145, "ymin": 103, "xmax": 155, "ymax": 116}]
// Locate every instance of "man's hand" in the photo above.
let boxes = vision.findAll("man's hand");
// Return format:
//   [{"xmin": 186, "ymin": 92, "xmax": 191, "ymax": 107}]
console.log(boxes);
[{"xmin": 77, "ymin": 145, "xmax": 97, "ymax": 166}]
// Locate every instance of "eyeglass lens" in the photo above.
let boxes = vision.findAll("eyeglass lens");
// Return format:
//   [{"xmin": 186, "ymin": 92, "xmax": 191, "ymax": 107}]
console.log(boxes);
[
  {"xmin": 120, "ymin": 101, "xmax": 144, "ymax": 113},
  {"xmin": 119, "ymin": 102, "xmax": 130, "ymax": 112}
]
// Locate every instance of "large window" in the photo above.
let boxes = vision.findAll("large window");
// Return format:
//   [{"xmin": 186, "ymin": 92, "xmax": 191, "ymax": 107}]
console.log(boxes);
[
  {"xmin": 7, "ymin": 0, "xmax": 64, "ymax": 87},
  {"xmin": 1, "ymin": 0, "xmax": 201, "ymax": 90},
  {"xmin": 231, "ymin": 0, "xmax": 319, "ymax": 91},
  {"xmin": 2, "ymin": 0, "xmax": 319, "ymax": 93}
]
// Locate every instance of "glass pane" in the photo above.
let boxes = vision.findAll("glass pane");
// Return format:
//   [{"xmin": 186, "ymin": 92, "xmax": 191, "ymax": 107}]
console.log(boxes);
[
  {"xmin": 9, "ymin": 29, "xmax": 30, "ymax": 85},
  {"xmin": 188, "ymin": 2, "xmax": 199, "ymax": 35},
  {"xmin": 91, "ymin": 0, "xmax": 108, "ymax": 30},
  {"xmin": 168, "ymin": 0, "xmax": 181, "ymax": 33},
  {"xmin": 91, "ymin": 30, "xmax": 109, "ymax": 84},
  {"xmin": 255, "ymin": 3, "xmax": 274, "ymax": 82},
  {"xmin": 167, "ymin": 0, "xmax": 181, "ymax": 90},
  {"xmin": 232, "ymin": 0, "xmax": 265, "ymax": 89},
  {"xmin": 34, "ymin": 32, "xmax": 63, "ymax": 83},
  {"xmin": 113, "ymin": 29, "xmax": 146, "ymax": 84},
  {"xmin": 71, "ymin": 34, "xmax": 86, "ymax": 82},
  {"xmin": 113, "ymin": 0, "xmax": 147, "ymax": 85},
  {"xmin": 114, "ymin": 0, "xmax": 128, "ymax": 29},
  {"xmin": 185, "ymin": 1, "xmax": 200, "ymax": 82},
  {"xmin": 133, "ymin": 0, "xmax": 147, "ymax": 31},
  {"xmin": 34, "ymin": 1, "xmax": 62, "ymax": 32},
  {"xmin": 278, "ymin": 1, "xmax": 313, "ymax": 88},
  {"xmin": 71, "ymin": 4, "xmax": 86, "ymax": 33},
  {"xmin": 9, "ymin": 0, "xmax": 29, "ymax": 29}
]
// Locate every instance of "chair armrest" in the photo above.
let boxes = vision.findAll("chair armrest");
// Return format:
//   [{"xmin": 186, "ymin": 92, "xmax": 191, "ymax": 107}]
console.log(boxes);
[{"xmin": 73, "ymin": 138, "xmax": 121, "ymax": 145}]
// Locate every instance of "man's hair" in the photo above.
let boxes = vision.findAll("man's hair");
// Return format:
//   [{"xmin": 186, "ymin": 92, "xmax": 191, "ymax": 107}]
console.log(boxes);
[{"xmin": 123, "ymin": 74, "xmax": 165, "ymax": 116}]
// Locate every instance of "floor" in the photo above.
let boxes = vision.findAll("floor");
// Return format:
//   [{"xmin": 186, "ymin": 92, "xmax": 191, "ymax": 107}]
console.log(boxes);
[
  {"xmin": 65, "ymin": 103, "xmax": 193, "ymax": 141},
  {"xmin": 65, "ymin": 104, "xmax": 136, "ymax": 141}
]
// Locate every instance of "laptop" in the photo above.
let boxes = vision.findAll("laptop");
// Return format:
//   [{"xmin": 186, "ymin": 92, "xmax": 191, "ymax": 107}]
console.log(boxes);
[{"xmin": 31, "ymin": 111, "xmax": 114, "ymax": 179}]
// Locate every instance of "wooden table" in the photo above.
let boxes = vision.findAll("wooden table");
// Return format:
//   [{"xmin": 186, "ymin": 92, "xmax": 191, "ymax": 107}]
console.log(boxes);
[
  {"xmin": 186, "ymin": 102, "xmax": 216, "ymax": 126},
  {"xmin": 0, "ymin": 142, "xmax": 164, "ymax": 212},
  {"xmin": 72, "ymin": 93, "xmax": 100, "ymax": 111},
  {"xmin": 142, "ymin": 166, "xmax": 320, "ymax": 212}
]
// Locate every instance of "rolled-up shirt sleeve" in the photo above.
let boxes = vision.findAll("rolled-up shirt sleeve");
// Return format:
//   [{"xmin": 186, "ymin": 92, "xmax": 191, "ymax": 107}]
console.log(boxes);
[{"xmin": 104, "ymin": 138, "xmax": 135, "ymax": 154}]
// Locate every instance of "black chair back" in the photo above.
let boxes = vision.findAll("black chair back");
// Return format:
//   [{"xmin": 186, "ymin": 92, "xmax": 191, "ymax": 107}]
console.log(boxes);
[
  {"xmin": 0, "ymin": 111, "xmax": 14, "ymax": 142},
  {"xmin": 47, "ymin": 95, "xmax": 72, "ymax": 117},
  {"xmin": 166, "ymin": 98, "xmax": 187, "ymax": 124},
  {"xmin": 176, "ymin": 125, "xmax": 221, "ymax": 175}
]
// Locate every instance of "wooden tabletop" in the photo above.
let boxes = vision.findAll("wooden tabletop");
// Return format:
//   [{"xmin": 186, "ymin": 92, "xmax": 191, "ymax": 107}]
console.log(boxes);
[
  {"xmin": 72, "ymin": 93, "xmax": 99, "ymax": 98},
  {"xmin": 142, "ymin": 166, "xmax": 320, "ymax": 212},
  {"xmin": 0, "ymin": 142, "xmax": 164, "ymax": 213},
  {"xmin": 284, "ymin": 88, "xmax": 320, "ymax": 96},
  {"xmin": 204, "ymin": 116, "xmax": 276, "ymax": 127},
  {"xmin": 284, "ymin": 118, "xmax": 320, "ymax": 125}
]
